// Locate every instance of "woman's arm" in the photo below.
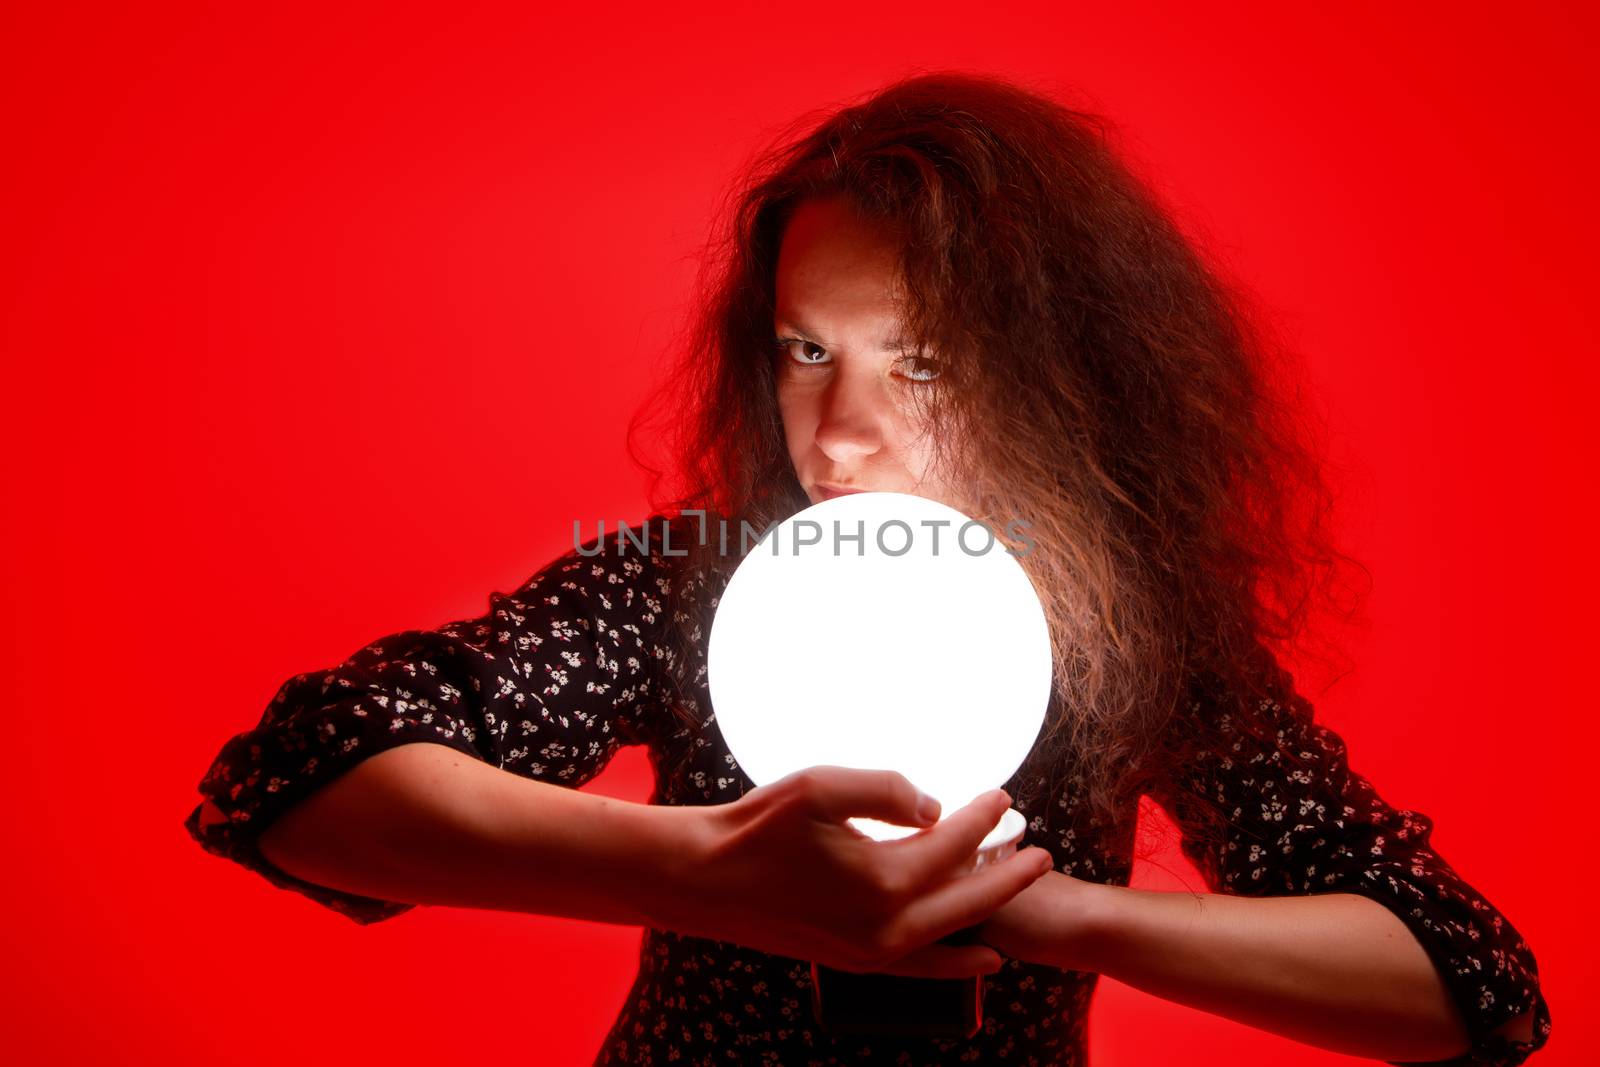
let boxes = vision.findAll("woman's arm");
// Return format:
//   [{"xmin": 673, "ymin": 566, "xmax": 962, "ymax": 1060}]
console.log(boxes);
[
  {"xmin": 982, "ymin": 872, "xmax": 1537, "ymax": 1062},
  {"xmin": 190, "ymin": 519, "xmax": 1051, "ymax": 968},
  {"xmin": 1017, "ymin": 649, "xmax": 1548, "ymax": 1065},
  {"xmin": 190, "ymin": 518, "xmax": 1049, "ymax": 953},
  {"xmin": 256, "ymin": 742, "xmax": 1055, "ymax": 978},
  {"xmin": 253, "ymin": 741, "xmax": 711, "ymax": 926}
]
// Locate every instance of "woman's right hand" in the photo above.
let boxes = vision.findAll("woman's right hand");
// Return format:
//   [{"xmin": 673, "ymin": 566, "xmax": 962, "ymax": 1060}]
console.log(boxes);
[{"xmin": 663, "ymin": 765, "xmax": 1056, "ymax": 979}]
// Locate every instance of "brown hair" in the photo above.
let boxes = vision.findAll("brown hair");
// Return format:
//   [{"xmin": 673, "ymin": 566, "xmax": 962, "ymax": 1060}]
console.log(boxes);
[{"xmin": 630, "ymin": 70, "xmax": 1368, "ymax": 857}]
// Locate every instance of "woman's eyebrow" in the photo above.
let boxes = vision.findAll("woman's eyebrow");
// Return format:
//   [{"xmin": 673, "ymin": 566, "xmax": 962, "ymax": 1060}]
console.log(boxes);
[
  {"xmin": 774, "ymin": 315, "xmax": 918, "ymax": 352},
  {"xmin": 773, "ymin": 315, "xmax": 831, "ymax": 345}
]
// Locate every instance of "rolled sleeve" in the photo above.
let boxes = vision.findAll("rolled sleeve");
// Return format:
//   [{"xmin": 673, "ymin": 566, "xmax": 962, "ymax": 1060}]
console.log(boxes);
[
  {"xmin": 1154, "ymin": 652, "xmax": 1551, "ymax": 1064},
  {"xmin": 185, "ymin": 518, "xmax": 684, "ymax": 923},
  {"xmin": 184, "ymin": 637, "xmax": 510, "ymax": 923}
]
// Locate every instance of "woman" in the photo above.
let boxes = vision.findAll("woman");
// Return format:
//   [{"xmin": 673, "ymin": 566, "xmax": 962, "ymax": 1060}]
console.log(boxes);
[{"xmin": 185, "ymin": 72, "xmax": 1550, "ymax": 1064}]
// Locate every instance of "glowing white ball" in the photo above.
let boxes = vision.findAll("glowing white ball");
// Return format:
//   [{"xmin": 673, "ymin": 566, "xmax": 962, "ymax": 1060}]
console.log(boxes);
[{"xmin": 707, "ymin": 491, "xmax": 1053, "ymax": 841}]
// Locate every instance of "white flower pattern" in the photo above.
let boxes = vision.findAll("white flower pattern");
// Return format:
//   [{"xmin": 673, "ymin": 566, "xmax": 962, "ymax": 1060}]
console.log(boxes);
[{"xmin": 186, "ymin": 514, "xmax": 1549, "ymax": 1066}]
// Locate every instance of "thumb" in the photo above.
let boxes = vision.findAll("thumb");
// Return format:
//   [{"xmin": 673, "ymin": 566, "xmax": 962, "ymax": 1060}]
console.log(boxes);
[{"xmin": 799, "ymin": 766, "xmax": 942, "ymax": 828}]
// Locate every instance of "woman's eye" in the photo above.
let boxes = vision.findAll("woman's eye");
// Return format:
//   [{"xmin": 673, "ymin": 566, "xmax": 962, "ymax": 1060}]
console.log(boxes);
[
  {"xmin": 775, "ymin": 338, "xmax": 830, "ymax": 367},
  {"xmin": 898, "ymin": 356, "xmax": 942, "ymax": 383},
  {"xmin": 772, "ymin": 338, "xmax": 939, "ymax": 382}
]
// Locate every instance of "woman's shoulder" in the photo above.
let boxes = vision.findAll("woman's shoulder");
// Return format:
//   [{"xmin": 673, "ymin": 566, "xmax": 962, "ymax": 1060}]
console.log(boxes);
[{"xmin": 528, "ymin": 512, "xmax": 722, "ymax": 621}]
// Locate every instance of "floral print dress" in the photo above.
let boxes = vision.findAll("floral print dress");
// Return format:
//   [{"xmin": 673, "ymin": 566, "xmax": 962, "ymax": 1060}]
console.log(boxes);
[{"xmin": 185, "ymin": 515, "xmax": 1551, "ymax": 1066}]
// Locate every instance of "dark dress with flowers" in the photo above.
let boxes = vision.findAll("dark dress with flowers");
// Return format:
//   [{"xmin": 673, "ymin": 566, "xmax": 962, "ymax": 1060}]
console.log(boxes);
[{"xmin": 185, "ymin": 515, "xmax": 1551, "ymax": 1066}]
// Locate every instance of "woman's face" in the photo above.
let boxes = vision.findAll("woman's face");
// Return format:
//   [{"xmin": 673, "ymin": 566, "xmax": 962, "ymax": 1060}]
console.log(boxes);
[{"xmin": 773, "ymin": 196, "xmax": 967, "ymax": 510}]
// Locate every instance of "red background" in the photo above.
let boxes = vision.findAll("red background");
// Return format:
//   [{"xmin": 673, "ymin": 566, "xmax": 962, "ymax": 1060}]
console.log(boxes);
[{"xmin": 3, "ymin": 2, "xmax": 1592, "ymax": 1063}]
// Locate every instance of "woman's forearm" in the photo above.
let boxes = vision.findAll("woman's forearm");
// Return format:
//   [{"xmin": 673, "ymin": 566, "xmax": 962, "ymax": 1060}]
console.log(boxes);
[
  {"xmin": 253, "ymin": 741, "xmax": 710, "ymax": 928},
  {"xmin": 1080, "ymin": 884, "xmax": 1472, "ymax": 1060},
  {"xmin": 248, "ymin": 746, "xmax": 1048, "ymax": 981},
  {"xmin": 989, "ymin": 872, "xmax": 1518, "ymax": 1062}
]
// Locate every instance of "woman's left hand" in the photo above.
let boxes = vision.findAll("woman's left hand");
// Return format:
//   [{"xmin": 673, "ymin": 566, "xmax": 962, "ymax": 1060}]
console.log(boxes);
[{"xmin": 976, "ymin": 868, "xmax": 1103, "ymax": 972}]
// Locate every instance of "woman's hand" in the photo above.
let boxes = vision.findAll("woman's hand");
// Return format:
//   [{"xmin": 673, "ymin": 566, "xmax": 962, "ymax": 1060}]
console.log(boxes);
[
  {"xmin": 662, "ymin": 766, "xmax": 1055, "ymax": 980},
  {"xmin": 977, "ymin": 869, "xmax": 1103, "ymax": 972}
]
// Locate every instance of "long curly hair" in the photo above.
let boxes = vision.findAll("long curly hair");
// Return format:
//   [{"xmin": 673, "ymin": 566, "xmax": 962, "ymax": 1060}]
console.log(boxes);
[{"xmin": 629, "ymin": 70, "xmax": 1369, "ymax": 857}]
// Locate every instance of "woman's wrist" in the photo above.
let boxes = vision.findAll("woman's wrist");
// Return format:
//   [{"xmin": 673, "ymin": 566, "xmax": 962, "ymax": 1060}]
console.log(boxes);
[
  {"xmin": 1035, "ymin": 881, "xmax": 1212, "ymax": 977},
  {"xmin": 1047, "ymin": 877, "xmax": 1126, "ymax": 972},
  {"xmin": 616, "ymin": 799, "xmax": 725, "ymax": 934},
  {"xmin": 977, "ymin": 869, "xmax": 1127, "ymax": 973}
]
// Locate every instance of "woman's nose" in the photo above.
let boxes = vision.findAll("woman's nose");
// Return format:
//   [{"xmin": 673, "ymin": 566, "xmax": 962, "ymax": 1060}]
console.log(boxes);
[{"xmin": 812, "ymin": 371, "xmax": 886, "ymax": 463}]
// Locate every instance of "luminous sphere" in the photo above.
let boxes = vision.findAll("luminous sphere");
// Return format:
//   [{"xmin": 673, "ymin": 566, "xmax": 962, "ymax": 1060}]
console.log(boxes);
[{"xmin": 707, "ymin": 491, "xmax": 1053, "ymax": 841}]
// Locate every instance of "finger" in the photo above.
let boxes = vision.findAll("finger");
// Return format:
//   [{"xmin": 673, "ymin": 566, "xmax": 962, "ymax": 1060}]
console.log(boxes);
[
  {"xmin": 862, "ymin": 941, "xmax": 1005, "ymax": 980},
  {"xmin": 895, "ymin": 846, "xmax": 1054, "ymax": 947},
  {"xmin": 799, "ymin": 766, "xmax": 940, "ymax": 828},
  {"xmin": 886, "ymin": 788, "xmax": 1013, "ymax": 888}
]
